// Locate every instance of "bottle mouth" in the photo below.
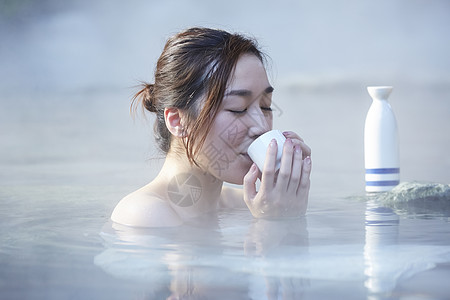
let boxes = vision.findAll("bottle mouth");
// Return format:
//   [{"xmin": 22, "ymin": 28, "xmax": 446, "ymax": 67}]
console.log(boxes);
[{"xmin": 367, "ymin": 86, "xmax": 393, "ymax": 100}]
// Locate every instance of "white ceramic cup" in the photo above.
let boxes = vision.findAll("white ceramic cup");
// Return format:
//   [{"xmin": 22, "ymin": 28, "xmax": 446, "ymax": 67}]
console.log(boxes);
[{"xmin": 247, "ymin": 130, "xmax": 286, "ymax": 172}]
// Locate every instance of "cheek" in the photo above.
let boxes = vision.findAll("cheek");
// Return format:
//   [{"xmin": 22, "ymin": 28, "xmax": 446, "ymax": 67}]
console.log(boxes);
[
  {"xmin": 213, "ymin": 116, "xmax": 249, "ymax": 150},
  {"xmin": 265, "ymin": 113, "xmax": 273, "ymax": 127}
]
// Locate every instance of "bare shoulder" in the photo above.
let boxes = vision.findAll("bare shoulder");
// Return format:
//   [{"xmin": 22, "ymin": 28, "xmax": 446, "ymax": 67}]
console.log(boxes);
[
  {"xmin": 111, "ymin": 187, "xmax": 182, "ymax": 228},
  {"xmin": 219, "ymin": 185, "xmax": 246, "ymax": 208}
]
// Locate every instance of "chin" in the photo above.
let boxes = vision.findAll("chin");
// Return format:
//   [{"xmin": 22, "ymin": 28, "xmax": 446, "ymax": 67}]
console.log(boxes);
[
  {"xmin": 221, "ymin": 169, "xmax": 247, "ymax": 185},
  {"xmin": 225, "ymin": 177, "xmax": 244, "ymax": 185},
  {"xmin": 213, "ymin": 159, "xmax": 253, "ymax": 185}
]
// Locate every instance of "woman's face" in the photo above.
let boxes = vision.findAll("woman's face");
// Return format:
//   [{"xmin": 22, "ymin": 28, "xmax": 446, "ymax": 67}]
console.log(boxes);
[{"xmin": 197, "ymin": 54, "xmax": 273, "ymax": 184}]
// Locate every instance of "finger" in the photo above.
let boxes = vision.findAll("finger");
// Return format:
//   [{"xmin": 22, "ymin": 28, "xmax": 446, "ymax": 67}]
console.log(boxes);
[
  {"xmin": 260, "ymin": 139, "xmax": 278, "ymax": 191},
  {"xmin": 282, "ymin": 131, "xmax": 304, "ymax": 142},
  {"xmin": 288, "ymin": 144, "xmax": 303, "ymax": 193},
  {"xmin": 277, "ymin": 138, "xmax": 294, "ymax": 192},
  {"xmin": 243, "ymin": 163, "xmax": 259, "ymax": 205},
  {"xmin": 282, "ymin": 131, "xmax": 311, "ymax": 158},
  {"xmin": 296, "ymin": 156, "xmax": 312, "ymax": 200},
  {"xmin": 291, "ymin": 139, "xmax": 311, "ymax": 159}
]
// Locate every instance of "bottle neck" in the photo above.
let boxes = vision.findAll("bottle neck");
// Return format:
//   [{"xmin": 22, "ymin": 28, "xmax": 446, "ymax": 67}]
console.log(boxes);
[{"xmin": 372, "ymin": 98, "xmax": 389, "ymax": 104}]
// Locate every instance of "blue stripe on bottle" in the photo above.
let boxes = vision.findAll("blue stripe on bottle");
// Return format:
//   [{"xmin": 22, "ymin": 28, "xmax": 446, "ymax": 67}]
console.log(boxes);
[
  {"xmin": 365, "ymin": 168, "xmax": 400, "ymax": 174},
  {"xmin": 365, "ymin": 180, "xmax": 400, "ymax": 186}
]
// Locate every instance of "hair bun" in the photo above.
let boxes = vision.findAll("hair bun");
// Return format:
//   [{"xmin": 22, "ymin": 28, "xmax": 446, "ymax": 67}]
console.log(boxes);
[
  {"xmin": 142, "ymin": 83, "xmax": 157, "ymax": 112},
  {"xmin": 132, "ymin": 82, "xmax": 157, "ymax": 114}
]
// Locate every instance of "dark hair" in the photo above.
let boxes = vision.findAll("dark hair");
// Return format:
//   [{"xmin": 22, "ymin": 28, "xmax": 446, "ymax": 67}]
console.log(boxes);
[{"xmin": 132, "ymin": 27, "xmax": 265, "ymax": 165}]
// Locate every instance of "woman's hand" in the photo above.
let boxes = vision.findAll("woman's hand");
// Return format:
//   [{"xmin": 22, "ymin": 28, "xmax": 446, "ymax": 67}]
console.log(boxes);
[{"xmin": 243, "ymin": 132, "xmax": 312, "ymax": 219}]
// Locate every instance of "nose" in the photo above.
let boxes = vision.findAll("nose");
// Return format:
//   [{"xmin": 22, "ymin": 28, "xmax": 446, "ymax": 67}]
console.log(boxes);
[{"xmin": 247, "ymin": 109, "xmax": 271, "ymax": 139}]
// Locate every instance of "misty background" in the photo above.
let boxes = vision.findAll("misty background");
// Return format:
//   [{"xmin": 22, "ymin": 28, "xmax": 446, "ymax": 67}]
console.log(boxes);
[{"xmin": 1, "ymin": 0, "xmax": 449, "ymax": 196}]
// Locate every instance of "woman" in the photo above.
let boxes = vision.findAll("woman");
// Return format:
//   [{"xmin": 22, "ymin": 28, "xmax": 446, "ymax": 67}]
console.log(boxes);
[{"xmin": 111, "ymin": 27, "xmax": 312, "ymax": 227}]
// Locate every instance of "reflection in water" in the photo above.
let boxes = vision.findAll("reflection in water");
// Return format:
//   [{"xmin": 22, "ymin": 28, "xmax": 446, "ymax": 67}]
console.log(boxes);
[
  {"xmin": 244, "ymin": 218, "xmax": 310, "ymax": 300},
  {"xmin": 94, "ymin": 212, "xmax": 310, "ymax": 299},
  {"xmin": 364, "ymin": 199, "xmax": 400, "ymax": 297},
  {"xmin": 364, "ymin": 195, "xmax": 450, "ymax": 299},
  {"xmin": 94, "ymin": 203, "xmax": 450, "ymax": 299}
]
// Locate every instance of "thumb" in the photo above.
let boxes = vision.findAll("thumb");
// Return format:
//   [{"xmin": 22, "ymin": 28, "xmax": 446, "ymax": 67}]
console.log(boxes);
[{"xmin": 243, "ymin": 163, "xmax": 259, "ymax": 205}]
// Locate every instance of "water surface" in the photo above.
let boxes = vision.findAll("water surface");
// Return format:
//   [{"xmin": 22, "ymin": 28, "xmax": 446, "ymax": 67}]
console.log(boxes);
[{"xmin": 1, "ymin": 1, "xmax": 449, "ymax": 299}]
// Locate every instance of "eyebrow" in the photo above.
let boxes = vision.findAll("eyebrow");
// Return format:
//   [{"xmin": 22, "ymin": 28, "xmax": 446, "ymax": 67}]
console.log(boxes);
[{"xmin": 225, "ymin": 86, "xmax": 274, "ymax": 97}]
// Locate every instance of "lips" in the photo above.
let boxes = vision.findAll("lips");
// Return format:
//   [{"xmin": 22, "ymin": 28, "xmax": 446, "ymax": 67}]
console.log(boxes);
[
  {"xmin": 241, "ymin": 145, "xmax": 253, "ymax": 157},
  {"xmin": 240, "ymin": 153, "xmax": 252, "ymax": 162}
]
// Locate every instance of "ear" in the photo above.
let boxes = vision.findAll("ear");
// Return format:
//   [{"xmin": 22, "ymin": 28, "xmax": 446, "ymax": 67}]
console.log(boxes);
[{"xmin": 164, "ymin": 107, "xmax": 187, "ymax": 137}]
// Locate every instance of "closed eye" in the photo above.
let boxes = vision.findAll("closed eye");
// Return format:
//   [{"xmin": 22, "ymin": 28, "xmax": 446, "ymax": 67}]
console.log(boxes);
[
  {"xmin": 261, "ymin": 106, "xmax": 272, "ymax": 112},
  {"xmin": 228, "ymin": 109, "xmax": 247, "ymax": 114}
]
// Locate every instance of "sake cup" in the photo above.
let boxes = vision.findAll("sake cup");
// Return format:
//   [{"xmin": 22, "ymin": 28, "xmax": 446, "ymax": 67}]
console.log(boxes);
[{"xmin": 247, "ymin": 130, "xmax": 286, "ymax": 172}]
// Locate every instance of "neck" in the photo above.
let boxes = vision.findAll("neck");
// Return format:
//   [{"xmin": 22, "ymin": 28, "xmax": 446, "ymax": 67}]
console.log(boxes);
[{"xmin": 153, "ymin": 150, "xmax": 224, "ymax": 220}]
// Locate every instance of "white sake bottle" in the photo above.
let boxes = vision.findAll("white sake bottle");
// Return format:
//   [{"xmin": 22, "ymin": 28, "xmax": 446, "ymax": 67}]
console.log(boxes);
[{"xmin": 364, "ymin": 86, "xmax": 400, "ymax": 192}]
